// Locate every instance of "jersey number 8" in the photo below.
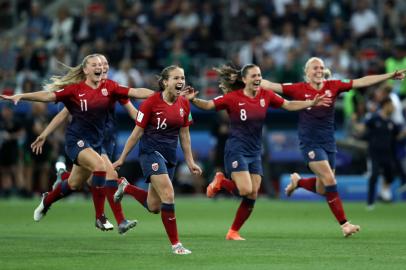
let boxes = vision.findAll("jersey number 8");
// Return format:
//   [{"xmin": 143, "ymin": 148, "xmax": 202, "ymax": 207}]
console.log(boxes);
[{"xmin": 240, "ymin": 109, "xmax": 247, "ymax": 121}]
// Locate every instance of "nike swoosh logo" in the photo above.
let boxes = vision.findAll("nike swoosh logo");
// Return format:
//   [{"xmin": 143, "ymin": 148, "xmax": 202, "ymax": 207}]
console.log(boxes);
[
  {"xmin": 79, "ymin": 93, "xmax": 85, "ymax": 97},
  {"xmin": 238, "ymin": 103, "xmax": 245, "ymax": 106},
  {"xmin": 156, "ymin": 112, "xmax": 163, "ymax": 115},
  {"xmin": 168, "ymin": 217, "xmax": 176, "ymax": 221}
]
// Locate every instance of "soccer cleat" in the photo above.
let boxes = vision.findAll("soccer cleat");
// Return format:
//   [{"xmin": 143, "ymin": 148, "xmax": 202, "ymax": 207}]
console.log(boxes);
[
  {"xmin": 118, "ymin": 219, "xmax": 138, "ymax": 235},
  {"xmin": 285, "ymin": 172, "xmax": 301, "ymax": 197},
  {"xmin": 52, "ymin": 165, "xmax": 67, "ymax": 190},
  {"xmin": 341, "ymin": 221, "xmax": 361, "ymax": 237},
  {"xmin": 225, "ymin": 229, "xmax": 246, "ymax": 240},
  {"xmin": 172, "ymin": 243, "xmax": 192, "ymax": 255},
  {"xmin": 206, "ymin": 172, "xmax": 224, "ymax": 198},
  {"xmin": 95, "ymin": 214, "xmax": 114, "ymax": 231},
  {"xmin": 114, "ymin": 177, "xmax": 129, "ymax": 203},
  {"xmin": 33, "ymin": 192, "xmax": 50, "ymax": 222}
]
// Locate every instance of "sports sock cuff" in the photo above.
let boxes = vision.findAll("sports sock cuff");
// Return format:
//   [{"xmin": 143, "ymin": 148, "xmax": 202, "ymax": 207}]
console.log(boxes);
[
  {"xmin": 242, "ymin": 197, "xmax": 256, "ymax": 206},
  {"xmin": 161, "ymin": 203, "xmax": 175, "ymax": 212},
  {"xmin": 104, "ymin": 180, "xmax": 118, "ymax": 188},
  {"xmin": 325, "ymin": 184, "xmax": 338, "ymax": 193}
]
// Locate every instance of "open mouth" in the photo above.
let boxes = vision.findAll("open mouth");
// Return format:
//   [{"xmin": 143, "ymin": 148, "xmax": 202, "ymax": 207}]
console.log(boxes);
[
  {"xmin": 253, "ymin": 81, "xmax": 261, "ymax": 86},
  {"xmin": 95, "ymin": 71, "xmax": 102, "ymax": 76},
  {"xmin": 175, "ymin": 83, "xmax": 184, "ymax": 91}
]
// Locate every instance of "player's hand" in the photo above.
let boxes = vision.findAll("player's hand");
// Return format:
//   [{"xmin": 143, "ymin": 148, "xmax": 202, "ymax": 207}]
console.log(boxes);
[
  {"xmin": 312, "ymin": 94, "xmax": 332, "ymax": 107},
  {"xmin": 113, "ymin": 159, "xmax": 124, "ymax": 170},
  {"xmin": 180, "ymin": 86, "xmax": 199, "ymax": 101},
  {"xmin": 0, "ymin": 94, "xmax": 21, "ymax": 105},
  {"xmin": 393, "ymin": 69, "xmax": 406, "ymax": 80},
  {"xmin": 31, "ymin": 135, "xmax": 47, "ymax": 155},
  {"xmin": 188, "ymin": 162, "xmax": 202, "ymax": 176}
]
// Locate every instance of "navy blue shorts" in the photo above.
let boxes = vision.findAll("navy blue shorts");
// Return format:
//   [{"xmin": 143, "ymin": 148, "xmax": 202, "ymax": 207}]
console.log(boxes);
[
  {"xmin": 300, "ymin": 145, "xmax": 336, "ymax": 169},
  {"xmin": 101, "ymin": 138, "xmax": 116, "ymax": 160},
  {"xmin": 139, "ymin": 151, "xmax": 176, "ymax": 183},
  {"xmin": 224, "ymin": 152, "xmax": 263, "ymax": 178},
  {"xmin": 65, "ymin": 139, "xmax": 101, "ymax": 165}
]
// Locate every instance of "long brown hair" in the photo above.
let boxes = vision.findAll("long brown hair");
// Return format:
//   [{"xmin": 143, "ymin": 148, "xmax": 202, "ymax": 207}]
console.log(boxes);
[
  {"xmin": 213, "ymin": 64, "xmax": 258, "ymax": 93},
  {"xmin": 44, "ymin": 54, "xmax": 101, "ymax": 91}
]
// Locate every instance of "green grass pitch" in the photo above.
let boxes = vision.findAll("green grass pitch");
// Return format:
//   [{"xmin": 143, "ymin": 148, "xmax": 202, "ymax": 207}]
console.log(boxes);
[{"xmin": 1, "ymin": 197, "xmax": 405, "ymax": 270}]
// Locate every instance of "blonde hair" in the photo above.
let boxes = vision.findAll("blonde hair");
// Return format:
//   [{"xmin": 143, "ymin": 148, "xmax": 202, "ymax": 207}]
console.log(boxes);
[
  {"xmin": 303, "ymin": 57, "xmax": 331, "ymax": 82},
  {"xmin": 44, "ymin": 54, "xmax": 101, "ymax": 91}
]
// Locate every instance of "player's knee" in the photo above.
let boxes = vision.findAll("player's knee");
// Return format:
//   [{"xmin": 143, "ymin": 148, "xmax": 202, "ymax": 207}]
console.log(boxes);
[{"xmin": 238, "ymin": 186, "xmax": 252, "ymax": 196}]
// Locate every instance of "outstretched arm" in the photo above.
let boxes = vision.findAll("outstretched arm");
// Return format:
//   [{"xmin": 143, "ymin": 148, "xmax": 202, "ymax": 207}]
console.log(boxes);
[
  {"xmin": 353, "ymin": 69, "xmax": 406, "ymax": 88},
  {"xmin": 261, "ymin": 79, "xmax": 283, "ymax": 94},
  {"xmin": 113, "ymin": 125, "xmax": 144, "ymax": 169},
  {"xmin": 123, "ymin": 101, "xmax": 138, "ymax": 121},
  {"xmin": 128, "ymin": 88, "xmax": 155, "ymax": 99},
  {"xmin": 31, "ymin": 108, "xmax": 70, "ymax": 155},
  {"xmin": 179, "ymin": 126, "xmax": 202, "ymax": 175},
  {"xmin": 1, "ymin": 91, "xmax": 56, "ymax": 105},
  {"xmin": 182, "ymin": 86, "xmax": 215, "ymax": 110},
  {"xmin": 281, "ymin": 94, "xmax": 332, "ymax": 111}
]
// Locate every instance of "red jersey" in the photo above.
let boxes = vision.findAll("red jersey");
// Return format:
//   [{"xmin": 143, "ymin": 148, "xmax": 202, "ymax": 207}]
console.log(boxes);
[
  {"xmin": 55, "ymin": 80, "xmax": 129, "ymax": 148},
  {"xmin": 282, "ymin": 79, "xmax": 353, "ymax": 149},
  {"xmin": 213, "ymin": 88, "xmax": 284, "ymax": 156},
  {"xmin": 136, "ymin": 92, "xmax": 192, "ymax": 165}
]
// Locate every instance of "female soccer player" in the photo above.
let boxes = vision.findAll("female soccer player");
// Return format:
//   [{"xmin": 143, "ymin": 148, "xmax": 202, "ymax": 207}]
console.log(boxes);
[
  {"xmin": 0, "ymin": 54, "xmax": 153, "ymax": 233},
  {"xmin": 260, "ymin": 57, "xmax": 406, "ymax": 236},
  {"xmin": 30, "ymin": 55, "xmax": 140, "ymax": 233},
  {"xmin": 112, "ymin": 65, "xmax": 202, "ymax": 255},
  {"xmin": 183, "ymin": 64, "xmax": 331, "ymax": 241}
]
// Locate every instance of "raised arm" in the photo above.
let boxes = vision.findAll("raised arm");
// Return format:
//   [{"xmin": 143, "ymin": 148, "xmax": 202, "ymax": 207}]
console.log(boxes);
[
  {"xmin": 31, "ymin": 108, "xmax": 70, "ymax": 155},
  {"xmin": 123, "ymin": 101, "xmax": 138, "ymax": 121},
  {"xmin": 128, "ymin": 88, "xmax": 155, "ymax": 99},
  {"xmin": 281, "ymin": 94, "xmax": 332, "ymax": 111},
  {"xmin": 182, "ymin": 86, "xmax": 215, "ymax": 110},
  {"xmin": 113, "ymin": 125, "xmax": 144, "ymax": 169},
  {"xmin": 179, "ymin": 126, "xmax": 202, "ymax": 175},
  {"xmin": 352, "ymin": 69, "xmax": 406, "ymax": 88},
  {"xmin": 261, "ymin": 79, "xmax": 283, "ymax": 94},
  {"xmin": 1, "ymin": 91, "xmax": 56, "ymax": 105}
]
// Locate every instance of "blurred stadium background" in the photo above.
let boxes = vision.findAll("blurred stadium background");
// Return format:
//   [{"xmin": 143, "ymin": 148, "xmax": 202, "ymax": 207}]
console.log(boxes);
[{"xmin": 1, "ymin": 0, "xmax": 406, "ymax": 204}]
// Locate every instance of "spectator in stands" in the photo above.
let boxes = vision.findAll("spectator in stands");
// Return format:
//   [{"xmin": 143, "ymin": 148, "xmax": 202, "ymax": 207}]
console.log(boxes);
[
  {"xmin": 362, "ymin": 97, "xmax": 406, "ymax": 209},
  {"xmin": 24, "ymin": 102, "xmax": 52, "ymax": 195},
  {"xmin": 0, "ymin": 104, "xmax": 25, "ymax": 198}
]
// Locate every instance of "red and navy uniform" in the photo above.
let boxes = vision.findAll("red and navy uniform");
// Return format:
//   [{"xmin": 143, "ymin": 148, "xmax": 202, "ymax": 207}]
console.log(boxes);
[
  {"xmin": 282, "ymin": 79, "xmax": 353, "ymax": 167},
  {"xmin": 213, "ymin": 88, "xmax": 284, "ymax": 176},
  {"xmin": 136, "ymin": 92, "xmax": 192, "ymax": 180},
  {"xmin": 54, "ymin": 80, "xmax": 129, "ymax": 163},
  {"xmin": 102, "ymin": 80, "xmax": 130, "ymax": 159}
]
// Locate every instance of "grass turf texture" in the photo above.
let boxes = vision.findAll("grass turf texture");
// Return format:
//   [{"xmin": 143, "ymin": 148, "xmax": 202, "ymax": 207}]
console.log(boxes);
[{"xmin": 0, "ymin": 197, "xmax": 405, "ymax": 270}]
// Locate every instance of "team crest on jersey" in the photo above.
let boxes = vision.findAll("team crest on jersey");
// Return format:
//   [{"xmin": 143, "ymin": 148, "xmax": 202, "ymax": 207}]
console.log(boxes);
[
  {"xmin": 151, "ymin": 163, "xmax": 159, "ymax": 171},
  {"xmin": 325, "ymin": 90, "xmax": 332, "ymax": 97},
  {"xmin": 260, "ymin": 98, "xmax": 265, "ymax": 107},
  {"xmin": 232, "ymin": 161, "xmax": 238, "ymax": 169},
  {"xmin": 101, "ymin": 88, "xmax": 108, "ymax": 96},
  {"xmin": 180, "ymin": 108, "xmax": 184, "ymax": 117},
  {"xmin": 77, "ymin": 140, "xmax": 84, "ymax": 148},
  {"xmin": 308, "ymin": 150, "xmax": 315, "ymax": 160}
]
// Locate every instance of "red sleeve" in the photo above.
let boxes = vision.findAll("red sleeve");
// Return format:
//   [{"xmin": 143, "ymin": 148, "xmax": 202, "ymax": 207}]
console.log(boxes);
[
  {"xmin": 281, "ymin": 82, "xmax": 301, "ymax": 98},
  {"xmin": 136, "ymin": 98, "xmax": 152, "ymax": 129},
  {"xmin": 212, "ymin": 94, "xmax": 229, "ymax": 111},
  {"xmin": 110, "ymin": 80, "xmax": 130, "ymax": 99},
  {"xmin": 331, "ymin": 79, "xmax": 353, "ymax": 93},
  {"xmin": 54, "ymin": 85, "xmax": 74, "ymax": 102},
  {"xmin": 118, "ymin": 97, "xmax": 130, "ymax": 105},
  {"xmin": 182, "ymin": 98, "xmax": 193, "ymax": 127},
  {"xmin": 268, "ymin": 90, "xmax": 284, "ymax": 108}
]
